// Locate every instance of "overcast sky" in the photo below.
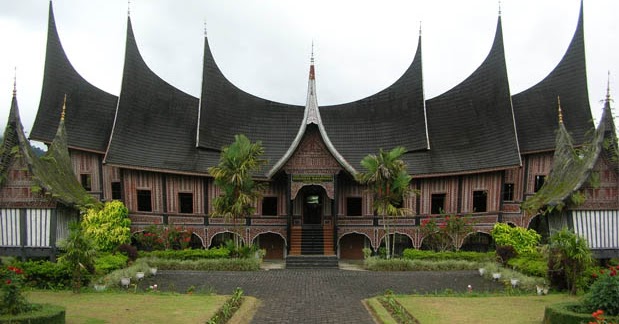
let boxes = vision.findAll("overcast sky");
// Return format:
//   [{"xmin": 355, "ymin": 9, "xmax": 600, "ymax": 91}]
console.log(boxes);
[{"xmin": 1, "ymin": 0, "xmax": 617, "ymax": 147}]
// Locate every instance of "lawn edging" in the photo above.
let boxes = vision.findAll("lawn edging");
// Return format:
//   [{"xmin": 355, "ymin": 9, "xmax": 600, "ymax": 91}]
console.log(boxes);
[{"xmin": 206, "ymin": 287, "xmax": 245, "ymax": 324}]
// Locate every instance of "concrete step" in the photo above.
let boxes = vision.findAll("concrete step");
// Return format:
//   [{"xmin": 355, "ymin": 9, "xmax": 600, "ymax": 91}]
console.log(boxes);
[{"xmin": 285, "ymin": 255, "xmax": 339, "ymax": 269}]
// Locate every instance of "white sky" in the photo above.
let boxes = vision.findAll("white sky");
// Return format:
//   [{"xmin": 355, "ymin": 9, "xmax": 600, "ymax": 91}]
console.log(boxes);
[{"xmin": 0, "ymin": 0, "xmax": 617, "ymax": 148}]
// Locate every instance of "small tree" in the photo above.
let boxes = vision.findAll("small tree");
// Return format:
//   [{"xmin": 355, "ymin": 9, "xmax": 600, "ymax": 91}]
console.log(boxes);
[
  {"xmin": 82, "ymin": 200, "xmax": 131, "ymax": 252},
  {"xmin": 58, "ymin": 221, "xmax": 97, "ymax": 293},
  {"xmin": 491, "ymin": 223, "xmax": 541, "ymax": 255},
  {"xmin": 548, "ymin": 227, "xmax": 593, "ymax": 295},
  {"xmin": 356, "ymin": 147, "xmax": 412, "ymax": 259},
  {"xmin": 208, "ymin": 134, "xmax": 266, "ymax": 248}
]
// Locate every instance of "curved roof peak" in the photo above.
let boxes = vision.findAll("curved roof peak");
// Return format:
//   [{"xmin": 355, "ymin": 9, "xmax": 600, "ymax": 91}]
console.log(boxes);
[{"xmin": 267, "ymin": 55, "xmax": 356, "ymax": 177}]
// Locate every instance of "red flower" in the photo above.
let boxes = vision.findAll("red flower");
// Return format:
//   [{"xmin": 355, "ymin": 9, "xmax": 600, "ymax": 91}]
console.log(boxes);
[
  {"xmin": 592, "ymin": 273, "xmax": 598, "ymax": 279},
  {"xmin": 5, "ymin": 279, "xmax": 11, "ymax": 285},
  {"xmin": 611, "ymin": 269, "xmax": 617, "ymax": 277},
  {"xmin": 592, "ymin": 309, "xmax": 604, "ymax": 320}
]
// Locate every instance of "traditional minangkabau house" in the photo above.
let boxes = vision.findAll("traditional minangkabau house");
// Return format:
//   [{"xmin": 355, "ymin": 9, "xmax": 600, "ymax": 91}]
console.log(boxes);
[
  {"xmin": 0, "ymin": 80, "xmax": 99, "ymax": 259},
  {"xmin": 16, "ymin": 1, "xmax": 618, "ymax": 261}
]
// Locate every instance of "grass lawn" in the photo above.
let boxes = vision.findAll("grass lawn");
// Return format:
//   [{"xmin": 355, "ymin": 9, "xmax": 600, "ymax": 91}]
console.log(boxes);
[
  {"xmin": 26, "ymin": 290, "xmax": 229, "ymax": 324},
  {"xmin": 393, "ymin": 294, "xmax": 579, "ymax": 324}
]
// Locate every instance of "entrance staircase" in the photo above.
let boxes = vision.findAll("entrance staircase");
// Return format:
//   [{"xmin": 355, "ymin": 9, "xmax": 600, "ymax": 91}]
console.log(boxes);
[{"xmin": 286, "ymin": 225, "xmax": 337, "ymax": 268}]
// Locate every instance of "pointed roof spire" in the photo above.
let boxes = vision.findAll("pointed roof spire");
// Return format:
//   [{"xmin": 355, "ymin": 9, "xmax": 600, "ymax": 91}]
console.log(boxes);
[
  {"xmin": 60, "ymin": 94, "xmax": 67, "ymax": 122},
  {"xmin": 12, "ymin": 67, "xmax": 16, "ymax": 97},
  {"xmin": 557, "ymin": 96, "xmax": 564, "ymax": 124},
  {"xmin": 606, "ymin": 71, "xmax": 612, "ymax": 103}
]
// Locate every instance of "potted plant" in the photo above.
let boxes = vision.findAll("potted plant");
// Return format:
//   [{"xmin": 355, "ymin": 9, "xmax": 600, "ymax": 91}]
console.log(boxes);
[
  {"xmin": 135, "ymin": 271, "xmax": 145, "ymax": 280},
  {"xmin": 120, "ymin": 271, "xmax": 131, "ymax": 288},
  {"xmin": 93, "ymin": 277, "xmax": 107, "ymax": 292},
  {"xmin": 478, "ymin": 268, "xmax": 486, "ymax": 276},
  {"xmin": 492, "ymin": 272, "xmax": 502, "ymax": 281},
  {"xmin": 150, "ymin": 267, "xmax": 157, "ymax": 276}
]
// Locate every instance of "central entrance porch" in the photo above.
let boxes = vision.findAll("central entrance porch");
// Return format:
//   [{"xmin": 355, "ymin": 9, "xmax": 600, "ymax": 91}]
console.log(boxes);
[{"xmin": 289, "ymin": 185, "xmax": 335, "ymax": 256}]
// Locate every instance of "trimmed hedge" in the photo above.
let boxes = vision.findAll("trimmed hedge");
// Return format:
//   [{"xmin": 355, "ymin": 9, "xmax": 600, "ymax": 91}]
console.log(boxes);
[
  {"xmin": 144, "ymin": 257, "xmax": 260, "ymax": 271},
  {"xmin": 543, "ymin": 302, "xmax": 619, "ymax": 324},
  {"xmin": 364, "ymin": 257, "xmax": 479, "ymax": 271},
  {"xmin": 0, "ymin": 304, "xmax": 65, "ymax": 324},
  {"xmin": 139, "ymin": 247, "xmax": 230, "ymax": 260},
  {"xmin": 402, "ymin": 249, "xmax": 494, "ymax": 262}
]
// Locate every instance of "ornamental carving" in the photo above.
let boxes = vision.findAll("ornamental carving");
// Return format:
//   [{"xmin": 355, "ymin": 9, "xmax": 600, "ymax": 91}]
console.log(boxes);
[{"xmin": 284, "ymin": 127, "xmax": 341, "ymax": 175}]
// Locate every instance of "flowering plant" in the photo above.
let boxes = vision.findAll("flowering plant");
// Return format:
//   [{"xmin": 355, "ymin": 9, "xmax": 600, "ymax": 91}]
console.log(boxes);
[
  {"xmin": 583, "ymin": 265, "xmax": 619, "ymax": 316},
  {"xmin": 1, "ymin": 265, "xmax": 37, "ymax": 315},
  {"xmin": 588, "ymin": 309, "xmax": 616, "ymax": 324}
]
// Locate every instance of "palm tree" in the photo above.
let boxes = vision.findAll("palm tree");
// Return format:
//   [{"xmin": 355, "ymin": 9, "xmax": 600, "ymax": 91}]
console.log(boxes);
[
  {"xmin": 208, "ymin": 134, "xmax": 267, "ymax": 248},
  {"xmin": 356, "ymin": 146, "xmax": 412, "ymax": 258}
]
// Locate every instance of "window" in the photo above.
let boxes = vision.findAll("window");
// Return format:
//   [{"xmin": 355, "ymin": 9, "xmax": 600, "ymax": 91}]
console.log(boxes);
[
  {"xmin": 431, "ymin": 193, "xmax": 446, "ymax": 214},
  {"xmin": 503, "ymin": 183, "xmax": 514, "ymax": 201},
  {"xmin": 111, "ymin": 182, "xmax": 122, "ymax": 200},
  {"xmin": 137, "ymin": 190, "xmax": 152, "ymax": 212},
  {"xmin": 346, "ymin": 197, "xmax": 362, "ymax": 216},
  {"xmin": 178, "ymin": 193, "xmax": 193, "ymax": 214},
  {"xmin": 534, "ymin": 175, "xmax": 546, "ymax": 192},
  {"xmin": 262, "ymin": 197, "xmax": 278, "ymax": 216},
  {"xmin": 80, "ymin": 174, "xmax": 92, "ymax": 191},
  {"xmin": 473, "ymin": 190, "xmax": 487, "ymax": 212}
]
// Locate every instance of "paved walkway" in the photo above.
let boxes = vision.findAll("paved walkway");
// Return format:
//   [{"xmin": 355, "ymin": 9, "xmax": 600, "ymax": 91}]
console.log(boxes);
[{"xmin": 143, "ymin": 267, "xmax": 503, "ymax": 323}]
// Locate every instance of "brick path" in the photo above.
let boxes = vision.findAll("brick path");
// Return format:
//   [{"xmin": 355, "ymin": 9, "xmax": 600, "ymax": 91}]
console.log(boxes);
[{"xmin": 143, "ymin": 269, "xmax": 503, "ymax": 323}]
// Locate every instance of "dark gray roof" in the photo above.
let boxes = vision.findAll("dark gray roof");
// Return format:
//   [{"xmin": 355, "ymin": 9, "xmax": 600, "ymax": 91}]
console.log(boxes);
[
  {"xmin": 103, "ymin": 17, "xmax": 203, "ymax": 173},
  {"xmin": 197, "ymin": 35, "xmax": 304, "ymax": 172},
  {"xmin": 512, "ymin": 3, "xmax": 593, "ymax": 153},
  {"xmin": 30, "ymin": 2, "xmax": 117, "ymax": 153},
  {"xmin": 408, "ymin": 17, "xmax": 521, "ymax": 176},
  {"xmin": 320, "ymin": 36, "xmax": 428, "ymax": 171}
]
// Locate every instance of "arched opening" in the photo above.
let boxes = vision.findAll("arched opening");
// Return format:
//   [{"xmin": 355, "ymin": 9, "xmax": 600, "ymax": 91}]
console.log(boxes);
[
  {"xmin": 420, "ymin": 233, "xmax": 452, "ymax": 252},
  {"xmin": 188, "ymin": 232, "xmax": 204, "ymax": 249},
  {"xmin": 339, "ymin": 233, "xmax": 371, "ymax": 260},
  {"xmin": 253, "ymin": 233, "xmax": 285, "ymax": 259},
  {"xmin": 528, "ymin": 214, "xmax": 550, "ymax": 244},
  {"xmin": 301, "ymin": 185, "xmax": 325, "ymax": 225},
  {"xmin": 379, "ymin": 233, "xmax": 413, "ymax": 257},
  {"xmin": 460, "ymin": 232, "xmax": 494, "ymax": 252},
  {"xmin": 209, "ymin": 232, "xmax": 244, "ymax": 249}
]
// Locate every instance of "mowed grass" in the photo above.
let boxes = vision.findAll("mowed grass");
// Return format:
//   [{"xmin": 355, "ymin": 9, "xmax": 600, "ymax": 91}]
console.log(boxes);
[
  {"xmin": 26, "ymin": 290, "xmax": 228, "ymax": 324},
  {"xmin": 395, "ymin": 294, "xmax": 579, "ymax": 324}
]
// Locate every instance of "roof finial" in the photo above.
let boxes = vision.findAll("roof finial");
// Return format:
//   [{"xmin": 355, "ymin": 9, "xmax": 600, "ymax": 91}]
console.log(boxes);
[
  {"xmin": 127, "ymin": 0, "xmax": 131, "ymax": 16},
  {"xmin": 606, "ymin": 71, "xmax": 612, "ymax": 102},
  {"xmin": 204, "ymin": 20, "xmax": 207, "ymax": 37},
  {"xmin": 310, "ymin": 41, "xmax": 314, "ymax": 64},
  {"xmin": 557, "ymin": 96, "xmax": 563, "ymax": 124},
  {"xmin": 12, "ymin": 67, "xmax": 16, "ymax": 97},
  {"xmin": 61, "ymin": 94, "xmax": 67, "ymax": 122},
  {"xmin": 419, "ymin": 21, "xmax": 422, "ymax": 36},
  {"xmin": 498, "ymin": 0, "xmax": 502, "ymax": 16}
]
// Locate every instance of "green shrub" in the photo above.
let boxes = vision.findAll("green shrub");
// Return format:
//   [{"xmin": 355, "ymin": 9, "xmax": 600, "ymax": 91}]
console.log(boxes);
[
  {"xmin": 82, "ymin": 201, "xmax": 131, "ymax": 252},
  {"xmin": 14, "ymin": 261, "xmax": 72, "ymax": 290},
  {"xmin": 94, "ymin": 253, "xmax": 128, "ymax": 275},
  {"xmin": 144, "ymin": 257, "xmax": 259, "ymax": 271},
  {"xmin": 582, "ymin": 265, "xmax": 619, "ymax": 316},
  {"xmin": 0, "ymin": 303, "xmax": 65, "ymax": 324},
  {"xmin": 491, "ymin": 223, "xmax": 541, "ymax": 254},
  {"xmin": 402, "ymin": 249, "xmax": 494, "ymax": 262},
  {"xmin": 364, "ymin": 257, "xmax": 480, "ymax": 271},
  {"xmin": 508, "ymin": 252, "xmax": 547, "ymax": 278},
  {"xmin": 496, "ymin": 245, "xmax": 517, "ymax": 266},
  {"xmin": 140, "ymin": 247, "xmax": 230, "ymax": 260},
  {"xmin": 548, "ymin": 228, "xmax": 593, "ymax": 295},
  {"xmin": 543, "ymin": 302, "xmax": 619, "ymax": 324}
]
